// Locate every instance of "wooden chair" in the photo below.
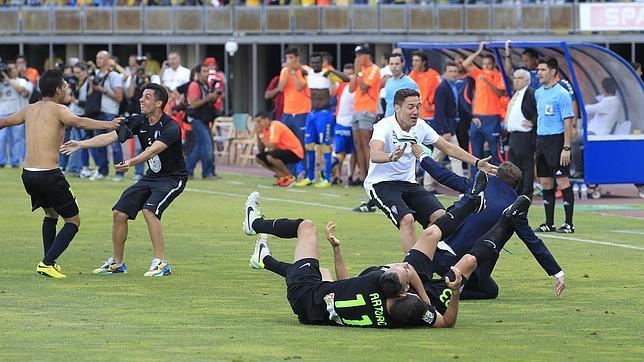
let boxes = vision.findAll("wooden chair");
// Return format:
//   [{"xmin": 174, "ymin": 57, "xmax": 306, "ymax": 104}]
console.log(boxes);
[
  {"xmin": 233, "ymin": 116, "xmax": 258, "ymax": 167},
  {"xmin": 212, "ymin": 116, "xmax": 234, "ymax": 165},
  {"xmin": 227, "ymin": 113, "xmax": 254, "ymax": 165}
]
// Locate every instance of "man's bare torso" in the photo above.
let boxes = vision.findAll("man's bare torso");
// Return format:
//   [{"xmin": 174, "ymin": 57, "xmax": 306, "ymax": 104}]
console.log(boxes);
[{"xmin": 23, "ymin": 101, "xmax": 66, "ymax": 170}]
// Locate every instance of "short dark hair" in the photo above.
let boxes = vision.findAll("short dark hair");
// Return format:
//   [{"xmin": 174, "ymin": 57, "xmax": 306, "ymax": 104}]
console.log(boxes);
[
  {"xmin": 394, "ymin": 88, "xmax": 420, "ymax": 107},
  {"xmin": 379, "ymin": 272, "xmax": 405, "ymax": 297},
  {"xmin": 389, "ymin": 53, "xmax": 404, "ymax": 63},
  {"xmin": 481, "ymin": 53, "xmax": 495, "ymax": 63},
  {"xmin": 255, "ymin": 111, "xmax": 273, "ymax": 120},
  {"xmin": 142, "ymin": 83, "xmax": 168, "ymax": 110},
  {"xmin": 388, "ymin": 295, "xmax": 429, "ymax": 327},
  {"xmin": 343, "ymin": 63, "xmax": 354, "ymax": 71},
  {"xmin": 496, "ymin": 162, "xmax": 522, "ymax": 190},
  {"xmin": 522, "ymin": 48, "xmax": 539, "ymax": 59},
  {"xmin": 538, "ymin": 57, "xmax": 558, "ymax": 70},
  {"xmin": 284, "ymin": 47, "xmax": 299, "ymax": 57},
  {"xmin": 39, "ymin": 69, "xmax": 65, "ymax": 98},
  {"xmin": 73, "ymin": 62, "xmax": 88, "ymax": 71},
  {"xmin": 411, "ymin": 51, "xmax": 428, "ymax": 65},
  {"xmin": 444, "ymin": 61, "xmax": 458, "ymax": 71},
  {"xmin": 15, "ymin": 54, "xmax": 26, "ymax": 61},
  {"xmin": 309, "ymin": 52, "xmax": 323, "ymax": 61},
  {"xmin": 601, "ymin": 77, "xmax": 617, "ymax": 95},
  {"xmin": 321, "ymin": 51, "xmax": 333, "ymax": 63}
]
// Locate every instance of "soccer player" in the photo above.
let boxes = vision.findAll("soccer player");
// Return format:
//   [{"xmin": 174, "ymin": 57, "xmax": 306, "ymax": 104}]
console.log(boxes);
[
  {"xmin": 254, "ymin": 112, "xmax": 304, "ymax": 186},
  {"xmin": 60, "ymin": 83, "xmax": 187, "ymax": 277},
  {"xmin": 294, "ymin": 52, "xmax": 346, "ymax": 188},
  {"xmin": 533, "ymin": 58, "xmax": 576, "ymax": 234},
  {"xmin": 331, "ymin": 63, "xmax": 355, "ymax": 185},
  {"xmin": 364, "ymin": 88, "xmax": 496, "ymax": 252},
  {"xmin": 0, "ymin": 69, "xmax": 121, "ymax": 278},
  {"xmin": 412, "ymin": 144, "xmax": 565, "ymax": 299},
  {"xmin": 462, "ymin": 42, "xmax": 506, "ymax": 166},
  {"xmin": 242, "ymin": 175, "xmax": 530, "ymax": 328}
]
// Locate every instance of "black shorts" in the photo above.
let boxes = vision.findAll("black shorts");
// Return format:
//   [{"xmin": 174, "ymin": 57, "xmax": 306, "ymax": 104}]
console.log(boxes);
[
  {"xmin": 285, "ymin": 258, "xmax": 328, "ymax": 325},
  {"xmin": 21, "ymin": 169, "xmax": 79, "ymax": 218},
  {"xmin": 112, "ymin": 176, "xmax": 186, "ymax": 220},
  {"xmin": 369, "ymin": 181, "xmax": 444, "ymax": 228},
  {"xmin": 256, "ymin": 150, "xmax": 302, "ymax": 166},
  {"xmin": 404, "ymin": 249, "xmax": 450, "ymax": 315},
  {"xmin": 535, "ymin": 134, "xmax": 570, "ymax": 178}
]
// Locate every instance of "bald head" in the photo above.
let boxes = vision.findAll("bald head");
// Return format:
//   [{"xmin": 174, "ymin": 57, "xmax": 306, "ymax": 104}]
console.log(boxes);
[{"xmin": 96, "ymin": 50, "xmax": 110, "ymax": 68}]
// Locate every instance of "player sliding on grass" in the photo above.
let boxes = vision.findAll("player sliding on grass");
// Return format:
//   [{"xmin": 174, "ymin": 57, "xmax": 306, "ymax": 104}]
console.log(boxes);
[
  {"xmin": 0, "ymin": 69, "xmax": 121, "ymax": 278},
  {"xmin": 412, "ymin": 143, "xmax": 565, "ymax": 299},
  {"xmin": 241, "ymin": 172, "xmax": 531, "ymax": 328}
]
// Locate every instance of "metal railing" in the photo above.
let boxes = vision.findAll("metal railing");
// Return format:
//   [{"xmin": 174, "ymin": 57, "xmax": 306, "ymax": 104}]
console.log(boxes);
[{"xmin": 0, "ymin": 3, "xmax": 593, "ymax": 36}]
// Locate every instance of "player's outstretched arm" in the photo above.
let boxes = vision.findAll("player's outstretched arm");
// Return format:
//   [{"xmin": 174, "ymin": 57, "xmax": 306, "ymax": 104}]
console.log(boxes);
[
  {"xmin": 60, "ymin": 131, "xmax": 118, "ymax": 155},
  {"xmin": 325, "ymin": 222, "xmax": 349, "ymax": 280},
  {"xmin": 0, "ymin": 109, "xmax": 26, "ymax": 130},
  {"xmin": 116, "ymin": 140, "xmax": 168, "ymax": 173},
  {"xmin": 58, "ymin": 105, "xmax": 121, "ymax": 131},
  {"xmin": 512, "ymin": 216, "xmax": 566, "ymax": 298},
  {"xmin": 433, "ymin": 137, "xmax": 498, "ymax": 176},
  {"xmin": 432, "ymin": 267, "xmax": 462, "ymax": 328},
  {"xmin": 412, "ymin": 144, "xmax": 469, "ymax": 193}
]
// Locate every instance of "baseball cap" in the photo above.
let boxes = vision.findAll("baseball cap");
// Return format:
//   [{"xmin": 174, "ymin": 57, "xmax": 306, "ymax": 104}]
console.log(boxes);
[
  {"xmin": 354, "ymin": 44, "xmax": 370, "ymax": 55},
  {"xmin": 204, "ymin": 57, "xmax": 218, "ymax": 67}
]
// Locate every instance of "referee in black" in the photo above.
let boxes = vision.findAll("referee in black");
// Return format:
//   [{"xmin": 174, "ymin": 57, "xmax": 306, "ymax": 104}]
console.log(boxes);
[
  {"xmin": 533, "ymin": 58, "xmax": 575, "ymax": 234},
  {"xmin": 61, "ymin": 83, "xmax": 188, "ymax": 276}
]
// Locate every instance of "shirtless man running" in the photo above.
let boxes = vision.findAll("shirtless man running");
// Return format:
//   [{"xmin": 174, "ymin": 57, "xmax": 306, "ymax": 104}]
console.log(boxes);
[{"xmin": 0, "ymin": 69, "xmax": 120, "ymax": 278}]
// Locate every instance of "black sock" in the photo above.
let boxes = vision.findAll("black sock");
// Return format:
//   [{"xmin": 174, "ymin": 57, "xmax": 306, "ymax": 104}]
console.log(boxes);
[
  {"xmin": 542, "ymin": 188, "xmax": 556, "ymax": 226},
  {"xmin": 263, "ymin": 255, "xmax": 291, "ymax": 278},
  {"xmin": 434, "ymin": 198, "xmax": 475, "ymax": 239},
  {"xmin": 251, "ymin": 218, "xmax": 304, "ymax": 239},
  {"xmin": 42, "ymin": 217, "xmax": 58, "ymax": 256},
  {"xmin": 561, "ymin": 186, "xmax": 574, "ymax": 225},
  {"xmin": 43, "ymin": 223, "xmax": 78, "ymax": 266}
]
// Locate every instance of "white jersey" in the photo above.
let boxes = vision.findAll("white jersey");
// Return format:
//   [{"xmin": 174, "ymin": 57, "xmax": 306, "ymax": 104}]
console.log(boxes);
[
  {"xmin": 336, "ymin": 85, "xmax": 355, "ymax": 127},
  {"xmin": 364, "ymin": 115, "xmax": 440, "ymax": 190},
  {"xmin": 307, "ymin": 70, "xmax": 331, "ymax": 90},
  {"xmin": 0, "ymin": 77, "xmax": 31, "ymax": 115}
]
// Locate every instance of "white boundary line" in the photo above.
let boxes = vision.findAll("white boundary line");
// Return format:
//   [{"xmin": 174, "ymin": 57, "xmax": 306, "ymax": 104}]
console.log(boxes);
[
  {"xmin": 185, "ymin": 187, "xmax": 352, "ymax": 211},
  {"xmin": 185, "ymin": 186, "xmax": 644, "ymax": 251},
  {"xmin": 611, "ymin": 230, "xmax": 644, "ymax": 236},
  {"xmin": 595, "ymin": 212, "xmax": 644, "ymax": 221},
  {"xmin": 540, "ymin": 234, "xmax": 644, "ymax": 251}
]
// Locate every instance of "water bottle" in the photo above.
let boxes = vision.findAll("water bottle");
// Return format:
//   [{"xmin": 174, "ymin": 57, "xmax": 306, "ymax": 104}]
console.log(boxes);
[
  {"xmin": 580, "ymin": 184, "xmax": 588, "ymax": 200},
  {"xmin": 572, "ymin": 183, "xmax": 579, "ymax": 200}
]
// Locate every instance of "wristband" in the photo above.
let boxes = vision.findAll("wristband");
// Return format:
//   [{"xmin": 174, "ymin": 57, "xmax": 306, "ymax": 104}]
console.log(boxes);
[
  {"xmin": 553, "ymin": 271, "xmax": 564, "ymax": 279},
  {"xmin": 475, "ymin": 159, "xmax": 480, "ymax": 168}
]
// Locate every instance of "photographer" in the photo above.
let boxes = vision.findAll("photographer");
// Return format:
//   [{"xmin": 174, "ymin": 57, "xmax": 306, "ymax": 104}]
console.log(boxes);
[
  {"xmin": 185, "ymin": 64, "xmax": 221, "ymax": 180},
  {"xmin": 0, "ymin": 61, "xmax": 32, "ymax": 168},
  {"xmin": 64, "ymin": 63, "xmax": 92, "ymax": 177},
  {"xmin": 88, "ymin": 50, "xmax": 125, "ymax": 181}
]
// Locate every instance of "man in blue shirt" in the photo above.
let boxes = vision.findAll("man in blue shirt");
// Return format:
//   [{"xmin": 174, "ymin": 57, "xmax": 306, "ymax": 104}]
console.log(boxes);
[
  {"xmin": 412, "ymin": 143, "xmax": 566, "ymax": 300},
  {"xmin": 383, "ymin": 53, "xmax": 418, "ymax": 117},
  {"xmin": 533, "ymin": 58, "xmax": 576, "ymax": 234},
  {"xmin": 424, "ymin": 61, "xmax": 469, "ymax": 192}
]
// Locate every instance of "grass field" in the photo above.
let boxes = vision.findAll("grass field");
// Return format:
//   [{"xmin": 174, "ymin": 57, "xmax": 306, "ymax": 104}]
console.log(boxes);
[{"xmin": 1, "ymin": 168, "xmax": 643, "ymax": 361}]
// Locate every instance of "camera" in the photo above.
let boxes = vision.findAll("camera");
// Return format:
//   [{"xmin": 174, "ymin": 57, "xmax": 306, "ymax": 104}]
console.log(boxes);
[
  {"xmin": 136, "ymin": 56, "xmax": 147, "ymax": 66},
  {"xmin": 208, "ymin": 78, "xmax": 222, "ymax": 94},
  {"xmin": 0, "ymin": 58, "xmax": 7, "ymax": 82}
]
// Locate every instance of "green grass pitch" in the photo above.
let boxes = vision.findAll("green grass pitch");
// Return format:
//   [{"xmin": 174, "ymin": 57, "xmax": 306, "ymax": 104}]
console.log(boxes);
[{"xmin": 0, "ymin": 168, "xmax": 642, "ymax": 360}]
